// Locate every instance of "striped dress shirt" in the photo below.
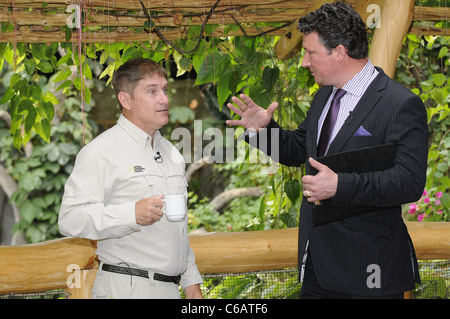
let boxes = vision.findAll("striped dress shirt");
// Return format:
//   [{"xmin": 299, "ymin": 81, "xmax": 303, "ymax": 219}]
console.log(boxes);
[{"xmin": 317, "ymin": 60, "xmax": 379, "ymax": 154}]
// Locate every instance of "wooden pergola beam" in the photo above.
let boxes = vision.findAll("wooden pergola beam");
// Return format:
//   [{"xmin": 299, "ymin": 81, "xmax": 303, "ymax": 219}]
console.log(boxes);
[
  {"xmin": 1, "ymin": 0, "xmax": 311, "ymax": 10},
  {"xmin": 0, "ymin": 25, "xmax": 289, "ymax": 43},
  {"xmin": 0, "ymin": 1, "xmax": 447, "ymax": 43},
  {"xmin": 1, "ymin": 9, "xmax": 305, "ymax": 27},
  {"xmin": 2, "ymin": 2, "xmax": 448, "ymax": 25}
]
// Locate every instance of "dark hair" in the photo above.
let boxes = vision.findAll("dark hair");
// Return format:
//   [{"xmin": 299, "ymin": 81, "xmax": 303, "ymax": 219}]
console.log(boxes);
[
  {"xmin": 297, "ymin": 1, "xmax": 368, "ymax": 59},
  {"xmin": 112, "ymin": 58, "xmax": 167, "ymax": 110}
]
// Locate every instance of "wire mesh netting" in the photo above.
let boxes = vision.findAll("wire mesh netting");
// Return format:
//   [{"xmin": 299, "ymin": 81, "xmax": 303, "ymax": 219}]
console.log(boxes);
[
  {"xmin": 413, "ymin": 260, "xmax": 450, "ymax": 299},
  {"xmin": 0, "ymin": 290, "xmax": 70, "ymax": 299},
  {"xmin": 195, "ymin": 260, "xmax": 450, "ymax": 299},
  {"xmin": 1, "ymin": 261, "xmax": 448, "ymax": 299},
  {"xmin": 198, "ymin": 268, "xmax": 301, "ymax": 299}
]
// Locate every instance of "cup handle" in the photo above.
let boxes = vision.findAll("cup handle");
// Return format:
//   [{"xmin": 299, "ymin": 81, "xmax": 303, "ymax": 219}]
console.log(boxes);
[{"xmin": 160, "ymin": 199, "xmax": 166, "ymax": 213}]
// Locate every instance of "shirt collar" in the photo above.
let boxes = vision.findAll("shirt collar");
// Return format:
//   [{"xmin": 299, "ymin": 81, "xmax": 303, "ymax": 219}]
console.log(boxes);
[
  {"xmin": 117, "ymin": 114, "xmax": 161, "ymax": 149},
  {"xmin": 339, "ymin": 59, "xmax": 376, "ymax": 97}
]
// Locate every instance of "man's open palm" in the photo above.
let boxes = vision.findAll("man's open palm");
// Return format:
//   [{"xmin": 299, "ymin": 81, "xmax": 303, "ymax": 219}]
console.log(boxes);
[{"xmin": 226, "ymin": 94, "xmax": 278, "ymax": 132}]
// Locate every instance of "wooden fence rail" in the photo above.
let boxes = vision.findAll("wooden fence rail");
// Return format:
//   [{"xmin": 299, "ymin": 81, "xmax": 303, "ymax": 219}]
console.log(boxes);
[{"xmin": 0, "ymin": 222, "xmax": 449, "ymax": 298}]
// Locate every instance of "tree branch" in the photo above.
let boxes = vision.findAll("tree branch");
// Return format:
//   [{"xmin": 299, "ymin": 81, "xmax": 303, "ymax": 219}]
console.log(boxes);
[
  {"xmin": 0, "ymin": 110, "xmax": 11, "ymax": 128},
  {"xmin": 209, "ymin": 187, "xmax": 263, "ymax": 211},
  {"xmin": 0, "ymin": 164, "xmax": 26, "ymax": 245}
]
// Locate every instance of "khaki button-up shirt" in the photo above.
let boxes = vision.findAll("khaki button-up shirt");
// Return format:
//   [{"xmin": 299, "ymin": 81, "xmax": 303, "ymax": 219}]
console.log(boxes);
[{"xmin": 58, "ymin": 115, "xmax": 203, "ymax": 289}]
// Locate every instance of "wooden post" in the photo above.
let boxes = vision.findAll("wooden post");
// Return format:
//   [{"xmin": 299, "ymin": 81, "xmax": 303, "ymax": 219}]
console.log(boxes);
[
  {"xmin": 368, "ymin": 0, "xmax": 415, "ymax": 77},
  {"xmin": 65, "ymin": 268, "xmax": 98, "ymax": 299},
  {"xmin": 274, "ymin": 0, "xmax": 385, "ymax": 60},
  {"xmin": 274, "ymin": 0, "xmax": 328, "ymax": 60}
]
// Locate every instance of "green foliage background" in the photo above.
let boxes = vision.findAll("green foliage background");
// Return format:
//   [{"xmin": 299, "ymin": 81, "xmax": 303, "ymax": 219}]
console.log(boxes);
[{"xmin": 0, "ymin": 4, "xmax": 448, "ymax": 244}]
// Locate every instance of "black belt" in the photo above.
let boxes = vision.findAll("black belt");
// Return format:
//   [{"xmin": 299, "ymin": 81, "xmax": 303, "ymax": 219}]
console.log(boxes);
[{"xmin": 102, "ymin": 264, "xmax": 181, "ymax": 285}]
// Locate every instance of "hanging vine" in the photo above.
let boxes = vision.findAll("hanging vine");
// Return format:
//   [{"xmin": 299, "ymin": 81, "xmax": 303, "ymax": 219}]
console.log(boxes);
[{"xmin": 138, "ymin": 0, "xmax": 222, "ymax": 55}]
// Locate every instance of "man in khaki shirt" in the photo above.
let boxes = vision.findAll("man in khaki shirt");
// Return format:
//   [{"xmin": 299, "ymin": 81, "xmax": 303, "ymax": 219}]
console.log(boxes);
[{"xmin": 58, "ymin": 58, "xmax": 203, "ymax": 299}]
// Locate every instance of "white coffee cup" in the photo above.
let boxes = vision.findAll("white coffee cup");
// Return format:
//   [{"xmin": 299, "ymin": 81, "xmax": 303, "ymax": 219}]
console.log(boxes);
[{"xmin": 162, "ymin": 195, "xmax": 187, "ymax": 222}]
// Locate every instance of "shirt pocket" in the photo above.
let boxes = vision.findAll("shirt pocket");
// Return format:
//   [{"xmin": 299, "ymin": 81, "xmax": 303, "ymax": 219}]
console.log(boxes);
[
  {"xmin": 120, "ymin": 170, "xmax": 153, "ymax": 199},
  {"xmin": 165, "ymin": 166, "xmax": 188, "ymax": 196}
]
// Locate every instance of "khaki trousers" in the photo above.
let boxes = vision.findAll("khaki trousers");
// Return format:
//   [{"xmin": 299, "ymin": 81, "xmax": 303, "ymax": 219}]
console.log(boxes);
[{"xmin": 91, "ymin": 264, "xmax": 181, "ymax": 299}]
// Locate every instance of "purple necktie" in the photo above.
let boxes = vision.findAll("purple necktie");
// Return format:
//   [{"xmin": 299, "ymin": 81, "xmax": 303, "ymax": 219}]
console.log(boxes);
[{"xmin": 317, "ymin": 89, "xmax": 347, "ymax": 156}]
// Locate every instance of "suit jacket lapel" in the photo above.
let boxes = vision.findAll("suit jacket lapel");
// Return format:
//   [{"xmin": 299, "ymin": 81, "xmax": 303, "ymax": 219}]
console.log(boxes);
[{"xmin": 326, "ymin": 68, "xmax": 389, "ymax": 155}]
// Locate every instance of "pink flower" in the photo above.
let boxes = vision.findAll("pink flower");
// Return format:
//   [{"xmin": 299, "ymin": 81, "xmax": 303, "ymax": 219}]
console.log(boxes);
[
  {"xmin": 437, "ymin": 210, "xmax": 443, "ymax": 215},
  {"xmin": 424, "ymin": 197, "xmax": 430, "ymax": 204},
  {"xmin": 408, "ymin": 203, "xmax": 417, "ymax": 214},
  {"xmin": 423, "ymin": 190, "xmax": 428, "ymax": 197},
  {"xmin": 418, "ymin": 213, "xmax": 425, "ymax": 221},
  {"xmin": 435, "ymin": 191, "xmax": 443, "ymax": 199},
  {"xmin": 435, "ymin": 199, "xmax": 441, "ymax": 206}
]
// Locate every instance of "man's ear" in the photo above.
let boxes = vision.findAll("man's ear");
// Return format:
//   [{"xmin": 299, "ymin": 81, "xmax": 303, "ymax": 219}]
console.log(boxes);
[
  {"xmin": 335, "ymin": 44, "xmax": 347, "ymax": 62},
  {"xmin": 118, "ymin": 91, "xmax": 132, "ymax": 110}
]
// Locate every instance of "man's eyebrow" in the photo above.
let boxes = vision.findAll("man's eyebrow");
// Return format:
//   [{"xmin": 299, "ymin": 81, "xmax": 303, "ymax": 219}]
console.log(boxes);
[{"xmin": 144, "ymin": 83, "xmax": 168, "ymax": 89}]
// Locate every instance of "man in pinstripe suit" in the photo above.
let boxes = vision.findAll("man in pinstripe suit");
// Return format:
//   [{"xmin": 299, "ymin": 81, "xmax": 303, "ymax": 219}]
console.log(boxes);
[{"xmin": 226, "ymin": 2, "xmax": 428, "ymax": 298}]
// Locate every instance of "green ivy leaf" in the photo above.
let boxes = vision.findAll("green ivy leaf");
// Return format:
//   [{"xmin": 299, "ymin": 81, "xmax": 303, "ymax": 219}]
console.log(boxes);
[
  {"xmin": 47, "ymin": 143, "xmax": 61, "ymax": 162},
  {"xmin": 16, "ymin": 79, "xmax": 32, "ymax": 98},
  {"xmin": 24, "ymin": 108, "xmax": 37, "ymax": 134},
  {"xmin": 34, "ymin": 118, "xmax": 51, "ymax": 143},
  {"xmin": 262, "ymin": 66, "xmax": 280, "ymax": 93},
  {"xmin": 438, "ymin": 46, "xmax": 448, "ymax": 59},
  {"xmin": 0, "ymin": 87, "xmax": 14, "ymax": 104},
  {"xmin": 31, "ymin": 43, "xmax": 49, "ymax": 61},
  {"xmin": 281, "ymin": 207, "xmax": 299, "ymax": 228},
  {"xmin": 195, "ymin": 53, "xmax": 229, "ymax": 85},
  {"xmin": 31, "ymin": 85, "xmax": 42, "ymax": 101},
  {"xmin": 37, "ymin": 60, "xmax": 54, "ymax": 73},
  {"xmin": 43, "ymin": 91, "xmax": 59, "ymax": 105},
  {"xmin": 432, "ymin": 73, "xmax": 446, "ymax": 87},
  {"xmin": 18, "ymin": 99, "xmax": 34, "ymax": 114},
  {"xmin": 57, "ymin": 53, "xmax": 73, "ymax": 66},
  {"xmin": 20, "ymin": 200, "xmax": 39, "ymax": 223},
  {"xmin": 179, "ymin": 57, "xmax": 193, "ymax": 72},
  {"xmin": 65, "ymin": 27, "xmax": 72, "ymax": 42},
  {"xmin": 52, "ymin": 67, "xmax": 72, "ymax": 83},
  {"xmin": 56, "ymin": 80, "xmax": 72, "ymax": 92},
  {"xmin": 187, "ymin": 25, "xmax": 202, "ymax": 40},
  {"xmin": 24, "ymin": 59, "xmax": 36, "ymax": 75},
  {"xmin": 121, "ymin": 46, "xmax": 140, "ymax": 62},
  {"xmin": 217, "ymin": 70, "xmax": 232, "ymax": 110},
  {"xmin": 284, "ymin": 179, "xmax": 301, "ymax": 204},
  {"xmin": 42, "ymin": 101, "xmax": 55, "ymax": 121}
]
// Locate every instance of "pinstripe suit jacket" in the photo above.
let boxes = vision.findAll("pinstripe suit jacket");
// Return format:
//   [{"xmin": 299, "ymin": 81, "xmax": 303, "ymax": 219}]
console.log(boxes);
[{"xmin": 250, "ymin": 68, "xmax": 428, "ymax": 296}]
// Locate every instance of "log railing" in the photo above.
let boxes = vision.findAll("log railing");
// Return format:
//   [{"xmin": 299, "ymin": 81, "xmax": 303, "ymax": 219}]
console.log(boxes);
[{"xmin": 0, "ymin": 222, "xmax": 449, "ymax": 299}]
